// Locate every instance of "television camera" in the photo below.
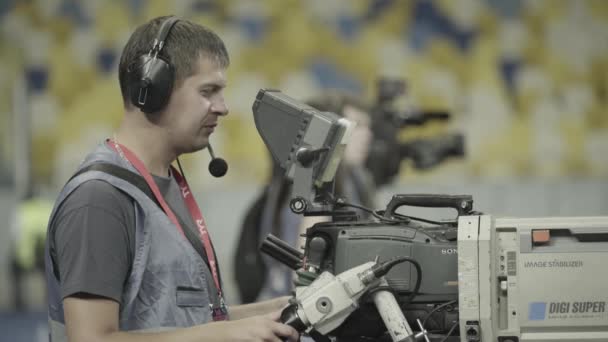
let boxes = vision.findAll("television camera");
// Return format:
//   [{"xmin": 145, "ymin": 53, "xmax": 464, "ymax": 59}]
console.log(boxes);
[
  {"xmin": 367, "ymin": 77, "xmax": 465, "ymax": 187},
  {"xmin": 252, "ymin": 89, "xmax": 608, "ymax": 342}
]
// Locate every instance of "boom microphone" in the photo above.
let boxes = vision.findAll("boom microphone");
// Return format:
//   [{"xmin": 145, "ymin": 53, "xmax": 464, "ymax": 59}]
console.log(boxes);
[{"xmin": 207, "ymin": 143, "xmax": 228, "ymax": 177}]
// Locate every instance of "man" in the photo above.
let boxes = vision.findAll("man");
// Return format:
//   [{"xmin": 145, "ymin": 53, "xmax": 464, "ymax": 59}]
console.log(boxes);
[{"xmin": 45, "ymin": 16, "xmax": 299, "ymax": 342}]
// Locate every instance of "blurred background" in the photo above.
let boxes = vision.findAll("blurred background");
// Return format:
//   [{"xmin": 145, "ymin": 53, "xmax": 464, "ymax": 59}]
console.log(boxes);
[{"xmin": 0, "ymin": 0, "xmax": 607, "ymax": 340}]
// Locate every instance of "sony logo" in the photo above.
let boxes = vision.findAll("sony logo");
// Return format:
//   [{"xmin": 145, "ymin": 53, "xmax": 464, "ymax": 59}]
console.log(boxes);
[{"xmin": 441, "ymin": 248, "xmax": 458, "ymax": 255}]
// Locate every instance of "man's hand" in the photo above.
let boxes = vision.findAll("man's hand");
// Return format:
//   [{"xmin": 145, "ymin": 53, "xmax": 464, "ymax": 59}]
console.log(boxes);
[
  {"xmin": 229, "ymin": 296, "xmax": 291, "ymax": 320},
  {"xmin": 220, "ymin": 296, "xmax": 299, "ymax": 341},
  {"xmin": 216, "ymin": 313, "xmax": 299, "ymax": 342}
]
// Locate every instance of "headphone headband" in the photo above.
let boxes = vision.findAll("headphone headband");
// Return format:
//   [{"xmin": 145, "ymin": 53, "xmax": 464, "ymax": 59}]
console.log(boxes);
[{"xmin": 150, "ymin": 16, "xmax": 180, "ymax": 56}]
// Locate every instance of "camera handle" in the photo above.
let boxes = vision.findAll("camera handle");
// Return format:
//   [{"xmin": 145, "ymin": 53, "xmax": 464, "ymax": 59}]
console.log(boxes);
[{"xmin": 383, "ymin": 194, "xmax": 474, "ymax": 219}]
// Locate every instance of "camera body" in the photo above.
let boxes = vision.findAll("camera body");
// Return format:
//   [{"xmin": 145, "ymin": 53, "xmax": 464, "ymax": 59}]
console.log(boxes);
[{"xmin": 300, "ymin": 195, "xmax": 468, "ymax": 341}]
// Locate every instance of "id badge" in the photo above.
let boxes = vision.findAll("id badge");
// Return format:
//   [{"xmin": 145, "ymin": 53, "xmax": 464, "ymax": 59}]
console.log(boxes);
[{"xmin": 211, "ymin": 299, "xmax": 228, "ymax": 321}]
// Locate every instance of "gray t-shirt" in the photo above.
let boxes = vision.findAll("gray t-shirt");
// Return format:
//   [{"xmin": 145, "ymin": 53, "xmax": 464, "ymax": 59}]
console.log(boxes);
[{"xmin": 49, "ymin": 173, "xmax": 199, "ymax": 303}]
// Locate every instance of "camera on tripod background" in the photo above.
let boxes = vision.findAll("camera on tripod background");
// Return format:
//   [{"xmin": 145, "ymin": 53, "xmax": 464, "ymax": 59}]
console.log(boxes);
[{"xmin": 367, "ymin": 77, "xmax": 465, "ymax": 187}]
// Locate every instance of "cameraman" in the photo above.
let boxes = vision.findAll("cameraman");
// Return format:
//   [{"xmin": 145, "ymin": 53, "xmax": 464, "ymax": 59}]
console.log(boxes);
[
  {"xmin": 45, "ymin": 16, "xmax": 298, "ymax": 342},
  {"xmin": 235, "ymin": 91, "xmax": 376, "ymax": 303}
]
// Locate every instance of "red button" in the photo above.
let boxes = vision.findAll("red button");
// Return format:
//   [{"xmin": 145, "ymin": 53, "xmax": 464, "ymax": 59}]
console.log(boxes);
[{"xmin": 532, "ymin": 230, "xmax": 551, "ymax": 245}]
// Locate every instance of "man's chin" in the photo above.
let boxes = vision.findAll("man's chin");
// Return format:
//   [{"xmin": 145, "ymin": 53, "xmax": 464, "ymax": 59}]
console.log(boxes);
[
  {"xmin": 179, "ymin": 140, "xmax": 209, "ymax": 155},
  {"xmin": 192, "ymin": 142, "xmax": 209, "ymax": 153}
]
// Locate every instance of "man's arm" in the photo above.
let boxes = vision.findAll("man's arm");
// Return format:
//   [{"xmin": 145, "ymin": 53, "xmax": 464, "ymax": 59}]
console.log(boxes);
[
  {"xmin": 64, "ymin": 296, "xmax": 298, "ymax": 342},
  {"xmin": 229, "ymin": 296, "xmax": 291, "ymax": 321}
]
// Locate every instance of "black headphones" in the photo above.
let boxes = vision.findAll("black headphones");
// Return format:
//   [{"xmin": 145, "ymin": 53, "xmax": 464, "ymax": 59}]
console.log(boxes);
[{"xmin": 127, "ymin": 16, "xmax": 180, "ymax": 114}]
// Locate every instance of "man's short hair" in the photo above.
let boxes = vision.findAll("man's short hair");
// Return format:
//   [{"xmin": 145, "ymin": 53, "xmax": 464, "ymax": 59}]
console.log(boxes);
[{"xmin": 118, "ymin": 16, "xmax": 230, "ymax": 108}]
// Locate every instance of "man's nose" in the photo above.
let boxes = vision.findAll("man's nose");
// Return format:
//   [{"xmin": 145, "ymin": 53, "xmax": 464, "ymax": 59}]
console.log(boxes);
[{"xmin": 211, "ymin": 97, "xmax": 229, "ymax": 116}]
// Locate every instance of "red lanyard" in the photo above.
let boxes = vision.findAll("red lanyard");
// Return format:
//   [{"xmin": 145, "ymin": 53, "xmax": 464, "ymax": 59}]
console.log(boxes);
[{"xmin": 106, "ymin": 140, "xmax": 224, "ymax": 303}]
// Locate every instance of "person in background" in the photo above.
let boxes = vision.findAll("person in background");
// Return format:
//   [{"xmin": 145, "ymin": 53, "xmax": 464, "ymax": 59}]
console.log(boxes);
[
  {"xmin": 45, "ymin": 16, "xmax": 298, "ymax": 342},
  {"xmin": 10, "ymin": 192, "xmax": 53, "ymax": 310}
]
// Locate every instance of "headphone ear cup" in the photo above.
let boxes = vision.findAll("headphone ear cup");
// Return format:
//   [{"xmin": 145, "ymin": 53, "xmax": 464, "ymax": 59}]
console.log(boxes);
[{"xmin": 128, "ymin": 54, "xmax": 175, "ymax": 113}]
